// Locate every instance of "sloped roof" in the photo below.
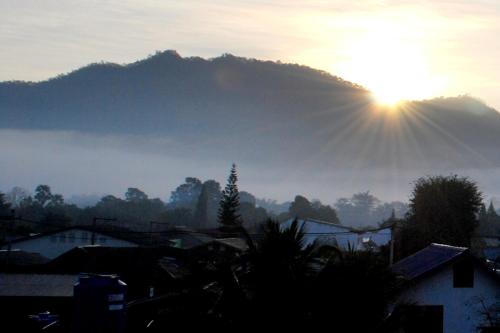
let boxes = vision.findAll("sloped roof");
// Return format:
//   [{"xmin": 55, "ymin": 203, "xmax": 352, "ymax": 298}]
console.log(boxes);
[
  {"xmin": 47, "ymin": 245, "xmax": 183, "ymax": 274},
  {"xmin": 164, "ymin": 230, "xmax": 214, "ymax": 249},
  {"xmin": 0, "ymin": 225, "xmax": 164, "ymax": 247},
  {"xmin": 0, "ymin": 225, "xmax": 145, "ymax": 244},
  {"xmin": 392, "ymin": 243, "xmax": 467, "ymax": 280},
  {"xmin": 214, "ymin": 238, "xmax": 249, "ymax": 251}
]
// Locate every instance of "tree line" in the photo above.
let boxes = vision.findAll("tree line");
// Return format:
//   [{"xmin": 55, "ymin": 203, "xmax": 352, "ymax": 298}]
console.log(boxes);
[{"xmin": 0, "ymin": 176, "xmax": 408, "ymax": 238}]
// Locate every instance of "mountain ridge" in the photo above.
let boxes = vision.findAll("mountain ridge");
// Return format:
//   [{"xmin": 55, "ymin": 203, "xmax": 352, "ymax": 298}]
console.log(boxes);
[{"xmin": 1, "ymin": 50, "xmax": 500, "ymax": 170}]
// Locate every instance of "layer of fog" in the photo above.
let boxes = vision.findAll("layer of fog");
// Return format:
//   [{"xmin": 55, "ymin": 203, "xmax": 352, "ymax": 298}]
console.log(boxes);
[{"xmin": 1, "ymin": 129, "xmax": 500, "ymax": 204}]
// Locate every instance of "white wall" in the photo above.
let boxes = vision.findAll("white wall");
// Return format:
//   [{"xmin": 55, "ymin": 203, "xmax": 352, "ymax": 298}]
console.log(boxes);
[
  {"xmin": 361, "ymin": 228, "xmax": 392, "ymax": 247},
  {"xmin": 282, "ymin": 219, "xmax": 391, "ymax": 250},
  {"xmin": 0, "ymin": 229, "xmax": 138, "ymax": 259},
  {"xmin": 397, "ymin": 264, "xmax": 499, "ymax": 333},
  {"xmin": 282, "ymin": 219, "xmax": 357, "ymax": 248}
]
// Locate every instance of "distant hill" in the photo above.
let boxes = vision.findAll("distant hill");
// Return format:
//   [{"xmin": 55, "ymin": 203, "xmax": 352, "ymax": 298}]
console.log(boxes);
[{"xmin": 2, "ymin": 50, "xmax": 500, "ymax": 170}]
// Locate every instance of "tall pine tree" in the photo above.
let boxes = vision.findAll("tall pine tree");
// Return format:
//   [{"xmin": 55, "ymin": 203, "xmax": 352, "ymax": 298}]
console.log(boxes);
[
  {"xmin": 218, "ymin": 163, "xmax": 242, "ymax": 227},
  {"xmin": 487, "ymin": 201, "xmax": 498, "ymax": 217}
]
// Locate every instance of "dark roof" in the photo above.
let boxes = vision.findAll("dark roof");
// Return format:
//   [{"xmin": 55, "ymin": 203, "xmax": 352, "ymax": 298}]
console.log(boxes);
[
  {"xmin": 47, "ymin": 245, "xmax": 183, "ymax": 274},
  {"xmin": 0, "ymin": 225, "xmax": 172, "ymax": 247},
  {"xmin": 163, "ymin": 230, "xmax": 214, "ymax": 249},
  {"xmin": 214, "ymin": 238, "xmax": 249, "ymax": 251},
  {"xmin": 392, "ymin": 243, "xmax": 467, "ymax": 280}
]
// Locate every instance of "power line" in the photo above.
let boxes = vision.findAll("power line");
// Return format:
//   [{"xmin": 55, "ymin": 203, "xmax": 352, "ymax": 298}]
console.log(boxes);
[{"xmin": 2, "ymin": 216, "xmax": 389, "ymax": 237}]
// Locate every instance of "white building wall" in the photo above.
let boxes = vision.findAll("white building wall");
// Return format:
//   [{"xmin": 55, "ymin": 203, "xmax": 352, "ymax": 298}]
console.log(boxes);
[
  {"xmin": 397, "ymin": 265, "xmax": 499, "ymax": 333},
  {"xmin": 0, "ymin": 229, "xmax": 138, "ymax": 259},
  {"xmin": 362, "ymin": 228, "xmax": 392, "ymax": 247},
  {"xmin": 282, "ymin": 219, "xmax": 391, "ymax": 250}
]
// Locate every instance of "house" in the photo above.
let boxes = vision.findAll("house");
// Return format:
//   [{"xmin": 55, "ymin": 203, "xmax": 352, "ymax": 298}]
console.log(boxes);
[
  {"xmin": 389, "ymin": 243, "xmax": 500, "ymax": 333},
  {"xmin": 281, "ymin": 218, "xmax": 392, "ymax": 251},
  {"xmin": 0, "ymin": 226, "xmax": 141, "ymax": 259}
]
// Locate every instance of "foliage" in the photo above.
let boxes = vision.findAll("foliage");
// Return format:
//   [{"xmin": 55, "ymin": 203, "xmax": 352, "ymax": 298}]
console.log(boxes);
[
  {"xmin": 169, "ymin": 178, "xmax": 203, "ymax": 210},
  {"xmin": 218, "ymin": 164, "xmax": 242, "ymax": 227},
  {"xmin": 310, "ymin": 250, "xmax": 399, "ymax": 331},
  {"xmin": 90, "ymin": 192, "xmax": 166, "ymax": 230},
  {"xmin": 125, "ymin": 188, "xmax": 148, "ymax": 202},
  {"xmin": 239, "ymin": 202, "xmax": 268, "ymax": 231},
  {"xmin": 34, "ymin": 185, "xmax": 55, "ymax": 207},
  {"xmin": 147, "ymin": 219, "xmax": 398, "ymax": 330},
  {"xmin": 335, "ymin": 191, "xmax": 408, "ymax": 227},
  {"xmin": 193, "ymin": 180, "xmax": 221, "ymax": 229},
  {"xmin": 476, "ymin": 201, "xmax": 500, "ymax": 240},
  {"xmin": 0, "ymin": 192, "xmax": 12, "ymax": 217},
  {"xmin": 244, "ymin": 219, "xmax": 318, "ymax": 324},
  {"xmin": 5, "ymin": 187, "xmax": 30, "ymax": 208},
  {"xmin": 398, "ymin": 175, "xmax": 483, "ymax": 258},
  {"xmin": 288, "ymin": 195, "xmax": 340, "ymax": 223},
  {"xmin": 255, "ymin": 198, "xmax": 290, "ymax": 215}
]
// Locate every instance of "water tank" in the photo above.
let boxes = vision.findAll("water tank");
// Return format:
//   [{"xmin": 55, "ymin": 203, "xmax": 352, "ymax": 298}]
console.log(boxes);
[{"xmin": 73, "ymin": 274, "xmax": 127, "ymax": 333}]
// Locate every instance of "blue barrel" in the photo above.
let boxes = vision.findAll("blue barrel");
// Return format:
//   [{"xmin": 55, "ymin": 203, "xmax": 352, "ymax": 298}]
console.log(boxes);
[{"xmin": 73, "ymin": 274, "xmax": 127, "ymax": 333}]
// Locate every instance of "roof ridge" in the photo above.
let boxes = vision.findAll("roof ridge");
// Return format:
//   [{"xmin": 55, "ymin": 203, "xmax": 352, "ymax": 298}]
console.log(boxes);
[
  {"xmin": 430, "ymin": 243, "xmax": 468, "ymax": 250},
  {"xmin": 302, "ymin": 218, "xmax": 354, "ymax": 230}
]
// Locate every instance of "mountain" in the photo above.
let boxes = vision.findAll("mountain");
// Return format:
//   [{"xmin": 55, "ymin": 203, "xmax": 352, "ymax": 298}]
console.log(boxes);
[{"xmin": 1, "ymin": 50, "xmax": 500, "ymax": 199}]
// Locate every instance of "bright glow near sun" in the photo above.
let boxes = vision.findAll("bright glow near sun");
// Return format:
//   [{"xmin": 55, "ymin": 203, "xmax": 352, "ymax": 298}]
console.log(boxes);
[{"xmin": 335, "ymin": 20, "xmax": 446, "ymax": 106}]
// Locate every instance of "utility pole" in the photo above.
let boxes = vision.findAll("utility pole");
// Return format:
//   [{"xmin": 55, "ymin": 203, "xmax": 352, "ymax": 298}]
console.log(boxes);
[
  {"xmin": 91, "ymin": 217, "xmax": 117, "ymax": 245},
  {"xmin": 389, "ymin": 222, "xmax": 397, "ymax": 266}
]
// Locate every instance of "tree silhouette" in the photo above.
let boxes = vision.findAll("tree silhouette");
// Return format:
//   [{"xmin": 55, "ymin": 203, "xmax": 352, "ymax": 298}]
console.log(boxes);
[
  {"xmin": 0, "ymin": 193, "xmax": 12, "ymax": 216},
  {"xmin": 487, "ymin": 201, "xmax": 498, "ymax": 217},
  {"xmin": 399, "ymin": 175, "xmax": 482, "ymax": 258},
  {"xmin": 288, "ymin": 195, "xmax": 340, "ymax": 223},
  {"xmin": 125, "ymin": 187, "xmax": 148, "ymax": 202},
  {"xmin": 194, "ymin": 183, "xmax": 209, "ymax": 229},
  {"xmin": 218, "ymin": 164, "xmax": 242, "ymax": 227},
  {"xmin": 34, "ymin": 185, "xmax": 52, "ymax": 207}
]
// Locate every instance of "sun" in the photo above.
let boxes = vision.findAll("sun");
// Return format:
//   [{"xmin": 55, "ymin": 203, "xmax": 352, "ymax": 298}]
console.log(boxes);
[
  {"xmin": 335, "ymin": 21, "xmax": 445, "ymax": 106},
  {"xmin": 371, "ymin": 85, "xmax": 407, "ymax": 106}
]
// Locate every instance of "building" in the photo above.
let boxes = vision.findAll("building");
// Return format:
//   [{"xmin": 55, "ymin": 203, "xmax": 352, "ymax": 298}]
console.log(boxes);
[
  {"xmin": 0, "ymin": 226, "xmax": 140, "ymax": 259},
  {"xmin": 389, "ymin": 243, "xmax": 500, "ymax": 333},
  {"xmin": 280, "ymin": 218, "xmax": 392, "ymax": 251}
]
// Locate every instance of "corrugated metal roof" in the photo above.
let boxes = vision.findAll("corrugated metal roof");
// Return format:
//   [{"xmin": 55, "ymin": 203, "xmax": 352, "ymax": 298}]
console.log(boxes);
[{"xmin": 392, "ymin": 243, "xmax": 467, "ymax": 280}]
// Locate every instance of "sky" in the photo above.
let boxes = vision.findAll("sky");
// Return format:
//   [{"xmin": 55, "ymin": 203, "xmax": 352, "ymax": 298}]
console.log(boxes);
[
  {"xmin": 2, "ymin": 0, "xmax": 500, "ymax": 203},
  {"xmin": 1, "ymin": 0, "xmax": 500, "ymax": 108}
]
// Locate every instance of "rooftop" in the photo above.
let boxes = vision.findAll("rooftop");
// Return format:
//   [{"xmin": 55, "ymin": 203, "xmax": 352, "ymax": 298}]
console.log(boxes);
[{"xmin": 392, "ymin": 243, "xmax": 468, "ymax": 280}]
